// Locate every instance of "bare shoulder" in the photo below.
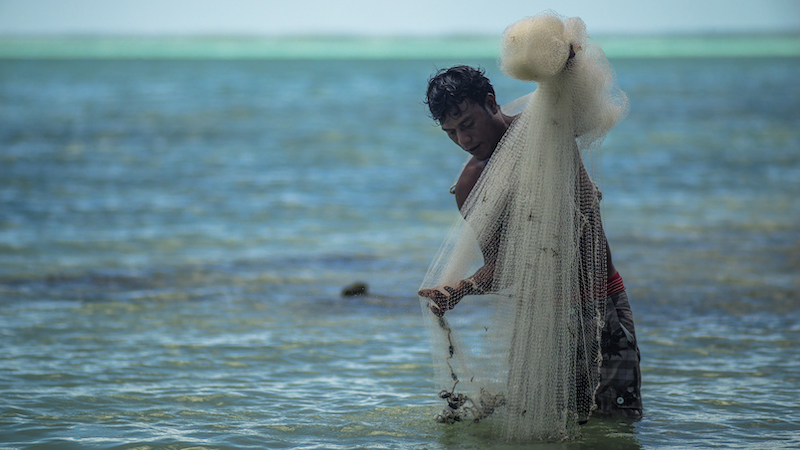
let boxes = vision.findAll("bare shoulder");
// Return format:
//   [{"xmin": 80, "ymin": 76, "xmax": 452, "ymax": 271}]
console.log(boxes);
[{"xmin": 455, "ymin": 157, "xmax": 487, "ymax": 210}]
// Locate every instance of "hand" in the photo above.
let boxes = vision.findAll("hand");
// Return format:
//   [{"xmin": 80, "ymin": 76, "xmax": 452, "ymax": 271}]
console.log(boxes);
[{"xmin": 418, "ymin": 279, "xmax": 478, "ymax": 317}]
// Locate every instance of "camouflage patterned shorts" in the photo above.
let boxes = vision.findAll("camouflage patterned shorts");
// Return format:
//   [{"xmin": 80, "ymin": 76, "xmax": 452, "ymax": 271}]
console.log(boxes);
[{"xmin": 595, "ymin": 289, "xmax": 643, "ymax": 418}]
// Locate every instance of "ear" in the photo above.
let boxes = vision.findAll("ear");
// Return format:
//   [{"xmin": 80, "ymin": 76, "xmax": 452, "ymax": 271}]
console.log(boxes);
[{"xmin": 484, "ymin": 93, "xmax": 500, "ymax": 114}]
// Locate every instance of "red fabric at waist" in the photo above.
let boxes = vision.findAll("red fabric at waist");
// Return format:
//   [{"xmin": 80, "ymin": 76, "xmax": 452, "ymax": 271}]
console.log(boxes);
[{"xmin": 607, "ymin": 271, "xmax": 626, "ymax": 296}]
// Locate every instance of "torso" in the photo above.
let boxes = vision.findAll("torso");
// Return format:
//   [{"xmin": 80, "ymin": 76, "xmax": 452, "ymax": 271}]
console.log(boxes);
[{"xmin": 454, "ymin": 152, "xmax": 617, "ymax": 277}]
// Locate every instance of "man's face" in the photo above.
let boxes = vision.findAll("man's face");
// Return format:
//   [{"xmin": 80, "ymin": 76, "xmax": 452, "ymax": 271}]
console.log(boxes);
[{"xmin": 440, "ymin": 95, "xmax": 507, "ymax": 161}]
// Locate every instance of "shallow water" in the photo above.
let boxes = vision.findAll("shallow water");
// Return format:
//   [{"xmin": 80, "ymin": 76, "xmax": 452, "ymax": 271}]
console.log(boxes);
[{"xmin": 1, "ymin": 56, "xmax": 799, "ymax": 449}]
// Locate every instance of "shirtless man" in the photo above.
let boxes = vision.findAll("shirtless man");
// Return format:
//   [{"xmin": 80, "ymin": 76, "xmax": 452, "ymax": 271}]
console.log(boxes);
[{"xmin": 417, "ymin": 65, "xmax": 642, "ymax": 418}]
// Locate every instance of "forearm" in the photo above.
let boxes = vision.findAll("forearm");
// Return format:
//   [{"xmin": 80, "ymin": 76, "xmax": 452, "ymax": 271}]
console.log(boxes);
[{"xmin": 467, "ymin": 261, "xmax": 495, "ymax": 294}]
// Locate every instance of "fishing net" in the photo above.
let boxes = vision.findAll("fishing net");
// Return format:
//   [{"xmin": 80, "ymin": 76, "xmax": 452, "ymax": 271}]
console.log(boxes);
[{"xmin": 419, "ymin": 11, "xmax": 628, "ymax": 441}]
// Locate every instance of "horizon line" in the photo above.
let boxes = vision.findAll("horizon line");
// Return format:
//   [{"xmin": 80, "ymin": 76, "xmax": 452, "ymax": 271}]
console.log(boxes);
[{"xmin": 2, "ymin": 29, "xmax": 799, "ymax": 38}]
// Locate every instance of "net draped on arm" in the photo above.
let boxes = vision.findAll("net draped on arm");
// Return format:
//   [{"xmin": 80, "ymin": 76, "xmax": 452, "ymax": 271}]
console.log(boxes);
[{"xmin": 418, "ymin": 11, "xmax": 629, "ymax": 442}]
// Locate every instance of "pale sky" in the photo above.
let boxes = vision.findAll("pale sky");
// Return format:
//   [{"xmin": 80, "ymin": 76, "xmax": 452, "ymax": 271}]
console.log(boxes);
[{"xmin": 0, "ymin": 0, "xmax": 798, "ymax": 36}]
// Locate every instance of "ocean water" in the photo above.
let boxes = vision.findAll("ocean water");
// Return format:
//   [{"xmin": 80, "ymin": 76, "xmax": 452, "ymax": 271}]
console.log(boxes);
[
  {"xmin": 1, "ymin": 35, "xmax": 799, "ymax": 59},
  {"xmin": 0, "ymin": 52, "xmax": 799, "ymax": 449}
]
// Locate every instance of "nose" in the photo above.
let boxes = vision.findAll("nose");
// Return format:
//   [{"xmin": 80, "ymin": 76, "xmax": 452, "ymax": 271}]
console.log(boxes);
[{"xmin": 456, "ymin": 130, "xmax": 472, "ymax": 148}]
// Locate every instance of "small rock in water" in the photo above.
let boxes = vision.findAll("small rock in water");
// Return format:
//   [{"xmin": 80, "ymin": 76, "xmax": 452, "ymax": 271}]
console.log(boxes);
[{"xmin": 341, "ymin": 282, "xmax": 369, "ymax": 297}]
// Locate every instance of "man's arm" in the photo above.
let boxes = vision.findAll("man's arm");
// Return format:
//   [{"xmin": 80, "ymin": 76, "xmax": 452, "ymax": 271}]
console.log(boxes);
[
  {"xmin": 454, "ymin": 157, "xmax": 486, "ymax": 210},
  {"xmin": 419, "ymin": 156, "xmax": 498, "ymax": 316}
]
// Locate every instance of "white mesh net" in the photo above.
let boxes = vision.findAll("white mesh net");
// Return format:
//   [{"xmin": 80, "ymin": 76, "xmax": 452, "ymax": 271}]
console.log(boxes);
[{"xmin": 419, "ymin": 11, "xmax": 629, "ymax": 441}]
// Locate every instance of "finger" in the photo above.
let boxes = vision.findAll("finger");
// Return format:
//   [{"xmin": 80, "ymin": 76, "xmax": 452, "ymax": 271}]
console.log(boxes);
[
  {"xmin": 420, "ymin": 291, "xmax": 444, "ymax": 302},
  {"xmin": 436, "ymin": 286, "xmax": 452, "ymax": 297}
]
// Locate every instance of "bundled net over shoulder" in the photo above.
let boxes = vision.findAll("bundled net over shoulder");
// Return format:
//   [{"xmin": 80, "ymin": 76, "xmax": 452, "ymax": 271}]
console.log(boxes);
[{"xmin": 419, "ymin": 12, "xmax": 628, "ymax": 441}]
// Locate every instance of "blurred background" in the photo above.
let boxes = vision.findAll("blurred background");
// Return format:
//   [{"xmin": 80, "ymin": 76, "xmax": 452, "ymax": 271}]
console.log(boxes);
[{"xmin": 1, "ymin": 1, "xmax": 798, "ymax": 449}]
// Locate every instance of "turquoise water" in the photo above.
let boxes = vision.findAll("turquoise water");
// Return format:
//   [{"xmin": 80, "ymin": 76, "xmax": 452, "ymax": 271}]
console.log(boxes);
[
  {"xmin": 1, "ymin": 35, "xmax": 799, "ymax": 59},
  {"xmin": 1, "ymin": 55, "xmax": 799, "ymax": 449}
]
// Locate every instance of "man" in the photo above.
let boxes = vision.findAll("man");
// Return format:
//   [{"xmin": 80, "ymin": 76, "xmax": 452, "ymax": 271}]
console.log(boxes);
[{"xmin": 418, "ymin": 65, "xmax": 642, "ymax": 419}]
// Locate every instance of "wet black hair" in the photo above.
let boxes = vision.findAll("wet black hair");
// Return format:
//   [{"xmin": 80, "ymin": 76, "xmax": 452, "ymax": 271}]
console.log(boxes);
[{"xmin": 424, "ymin": 65, "xmax": 496, "ymax": 125}]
